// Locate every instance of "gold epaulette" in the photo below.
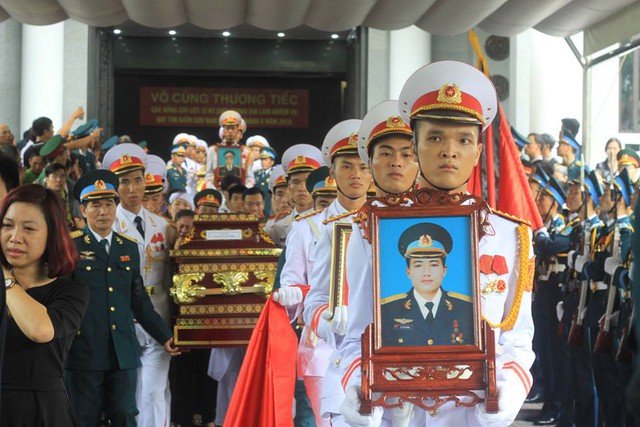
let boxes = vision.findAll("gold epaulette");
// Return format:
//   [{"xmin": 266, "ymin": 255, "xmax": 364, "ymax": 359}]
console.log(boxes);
[
  {"xmin": 447, "ymin": 291, "xmax": 473, "ymax": 303},
  {"xmin": 118, "ymin": 233, "xmax": 139, "ymax": 244},
  {"xmin": 380, "ymin": 293, "xmax": 407, "ymax": 304},
  {"xmin": 490, "ymin": 208, "xmax": 531, "ymax": 227},
  {"xmin": 295, "ymin": 208, "xmax": 325, "ymax": 221},
  {"xmin": 70, "ymin": 230, "xmax": 84, "ymax": 239},
  {"xmin": 323, "ymin": 208, "xmax": 359, "ymax": 225}
]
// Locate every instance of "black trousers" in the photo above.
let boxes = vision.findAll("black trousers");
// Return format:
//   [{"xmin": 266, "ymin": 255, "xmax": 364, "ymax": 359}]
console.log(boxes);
[
  {"xmin": 66, "ymin": 368, "xmax": 138, "ymax": 427},
  {"xmin": 170, "ymin": 349, "xmax": 217, "ymax": 425}
]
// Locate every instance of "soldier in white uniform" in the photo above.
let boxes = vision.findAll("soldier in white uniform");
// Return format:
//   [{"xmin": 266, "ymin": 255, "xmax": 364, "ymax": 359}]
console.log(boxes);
[
  {"xmin": 142, "ymin": 154, "xmax": 168, "ymax": 216},
  {"xmin": 102, "ymin": 144, "xmax": 180, "ymax": 427},
  {"xmin": 299, "ymin": 119, "xmax": 373, "ymax": 425},
  {"xmin": 204, "ymin": 111, "xmax": 255, "ymax": 187},
  {"xmin": 304, "ymin": 107, "xmax": 417, "ymax": 426},
  {"xmin": 268, "ymin": 144, "xmax": 324, "ymax": 247},
  {"xmin": 339, "ymin": 61, "xmax": 535, "ymax": 426},
  {"xmin": 264, "ymin": 165, "xmax": 291, "ymax": 241},
  {"xmin": 246, "ymin": 135, "xmax": 270, "ymax": 175}
]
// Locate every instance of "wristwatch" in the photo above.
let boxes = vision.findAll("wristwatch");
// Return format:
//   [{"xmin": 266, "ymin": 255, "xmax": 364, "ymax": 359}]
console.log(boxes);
[{"xmin": 4, "ymin": 278, "xmax": 16, "ymax": 289}]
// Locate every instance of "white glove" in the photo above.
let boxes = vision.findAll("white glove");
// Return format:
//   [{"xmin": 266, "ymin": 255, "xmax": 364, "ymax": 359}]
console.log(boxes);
[
  {"xmin": 322, "ymin": 305, "xmax": 348, "ymax": 336},
  {"xmin": 340, "ymin": 385, "xmax": 383, "ymax": 427},
  {"xmin": 556, "ymin": 301, "xmax": 564, "ymax": 322},
  {"xmin": 567, "ymin": 250, "xmax": 576, "ymax": 269},
  {"xmin": 534, "ymin": 228, "xmax": 549, "ymax": 239},
  {"xmin": 272, "ymin": 286, "xmax": 303, "ymax": 307},
  {"xmin": 575, "ymin": 254, "xmax": 588, "ymax": 274},
  {"xmin": 604, "ymin": 255, "xmax": 622, "ymax": 276},
  {"xmin": 473, "ymin": 363, "xmax": 530, "ymax": 426},
  {"xmin": 579, "ymin": 307, "xmax": 587, "ymax": 321},
  {"xmin": 390, "ymin": 400, "xmax": 414, "ymax": 427},
  {"xmin": 608, "ymin": 310, "xmax": 620, "ymax": 327}
]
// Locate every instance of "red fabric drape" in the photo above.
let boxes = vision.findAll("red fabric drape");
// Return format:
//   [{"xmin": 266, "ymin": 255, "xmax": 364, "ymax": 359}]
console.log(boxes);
[{"xmin": 225, "ymin": 298, "xmax": 298, "ymax": 427}]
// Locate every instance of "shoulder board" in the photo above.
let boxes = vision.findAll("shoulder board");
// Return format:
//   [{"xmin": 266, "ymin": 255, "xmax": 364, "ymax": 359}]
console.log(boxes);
[
  {"xmin": 295, "ymin": 208, "xmax": 325, "ymax": 221},
  {"xmin": 70, "ymin": 230, "xmax": 84, "ymax": 239},
  {"xmin": 275, "ymin": 211, "xmax": 292, "ymax": 221},
  {"xmin": 490, "ymin": 209, "xmax": 531, "ymax": 227},
  {"xmin": 446, "ymin": 291, "xmax": 473, "ymax": 303},
  {"xmin": 118, "ymin": 233, "xmax": 139, "ymax": 244},
  {"xmin": 380, "ymin": 293, "xmax": 407, "ymax": 304},
  {"xmin": 323, "ymin": 208, "xmax": 359, "ymax": 225},
  {"xmin": 575, "ymin": 160, "xmax": 583, "ymax": 166}
]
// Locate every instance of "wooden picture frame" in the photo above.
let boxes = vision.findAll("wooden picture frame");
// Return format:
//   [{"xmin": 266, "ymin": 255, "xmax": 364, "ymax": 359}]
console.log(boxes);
[
  {"xmin": 359, "ymin": 188, "xmax": 498, "ymax": 414},
  {"xmin": 327, "ymin": 223, "xmax": 352, "ymax": 316}
]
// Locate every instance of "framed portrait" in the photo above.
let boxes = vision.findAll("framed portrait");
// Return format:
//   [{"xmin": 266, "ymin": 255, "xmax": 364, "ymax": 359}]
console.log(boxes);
[
  {"xmin": 377, "ymin": 215, "xmax": 476, "ymax": 348},
  {"xmin": 328, "ymin": 223, "xmax": 352, "ymax": 315},
  {"xmin": 215, "ymin": 146, "xmax": 244, "ymax": 185},
  {"xmin": 359, "ymin": 189, "xmax": 498, "ymax": 414}
]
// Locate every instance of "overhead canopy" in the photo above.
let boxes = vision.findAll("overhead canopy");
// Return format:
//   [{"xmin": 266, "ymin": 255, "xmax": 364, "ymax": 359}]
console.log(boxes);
[{"xmin": 0, "ymin": 0, "xmax": 636, "ymax": 39}]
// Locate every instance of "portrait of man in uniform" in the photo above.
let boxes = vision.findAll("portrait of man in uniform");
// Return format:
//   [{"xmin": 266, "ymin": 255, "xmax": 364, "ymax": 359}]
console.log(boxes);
[
  {"xmin": 216, "ymin": 147, "xmax": 242, "ymax": 180},
  {"xmin": 380, "ymin": 221, "xmax": 474, "ymax": 347}
]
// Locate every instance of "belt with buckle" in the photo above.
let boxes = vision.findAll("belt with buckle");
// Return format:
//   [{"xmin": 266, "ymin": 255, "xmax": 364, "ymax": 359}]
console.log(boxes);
[
  {"xmin": 590, "ymin": 281, "xmax": 608, "ymax": 292},
  {"xmin": 548, "ymin": 263, "xmax": 566, "ymax": 274},
  {"xmin": 145, "ymin": 286, "xmax": 154, "ymax": 296}
]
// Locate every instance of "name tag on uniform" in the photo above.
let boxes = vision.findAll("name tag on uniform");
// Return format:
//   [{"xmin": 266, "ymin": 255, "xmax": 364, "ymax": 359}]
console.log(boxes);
[{"xmin": 393, "ymin": 318, "xmax": 414, "ymax": 330}]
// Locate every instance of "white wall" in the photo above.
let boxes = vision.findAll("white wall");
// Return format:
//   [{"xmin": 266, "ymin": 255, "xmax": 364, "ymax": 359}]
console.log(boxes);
[{"xmin": 367, "ymin": 26, "xmax": 430, "ymax": 110}]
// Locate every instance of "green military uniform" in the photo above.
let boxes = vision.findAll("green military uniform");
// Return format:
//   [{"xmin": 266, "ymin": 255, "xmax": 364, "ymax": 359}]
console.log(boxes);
[
  {"xmin": 65, "ymin": 170, "xmax": 172, "ymax": 427},
  {"xmin": 167, "ymin": 163, "xmax": 187, "ymax": 193},
  {"xmin": 66, "ymin": 228, "xmax": 172, "ymax": 426}
]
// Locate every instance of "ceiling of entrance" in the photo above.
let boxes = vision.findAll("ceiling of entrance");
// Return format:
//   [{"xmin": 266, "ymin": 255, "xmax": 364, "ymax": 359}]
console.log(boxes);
[{"xmin": 0, "ymin": 0, "xmax": 637, "ymax": 39}]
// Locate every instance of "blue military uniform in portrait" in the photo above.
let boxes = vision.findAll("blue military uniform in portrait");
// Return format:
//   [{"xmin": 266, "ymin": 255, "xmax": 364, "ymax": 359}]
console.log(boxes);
[{"xmin": 382, "ymin": 288, "xmax": 473, "ymax": 347}]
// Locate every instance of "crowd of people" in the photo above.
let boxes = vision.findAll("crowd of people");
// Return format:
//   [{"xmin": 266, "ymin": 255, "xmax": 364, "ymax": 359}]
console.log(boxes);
[
  {"xmin": 512, "ymin": 122, "xmax": 639, "ymax": 426},
  {"xmin": 0, "ymin": 58, "xmax": 637, "ymax": 427}
]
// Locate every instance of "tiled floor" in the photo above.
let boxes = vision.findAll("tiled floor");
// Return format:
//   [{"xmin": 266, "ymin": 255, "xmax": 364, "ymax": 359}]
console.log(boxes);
[{"xmin": 512, "ymin": 402, "xmax": 544, "ymax": 427}]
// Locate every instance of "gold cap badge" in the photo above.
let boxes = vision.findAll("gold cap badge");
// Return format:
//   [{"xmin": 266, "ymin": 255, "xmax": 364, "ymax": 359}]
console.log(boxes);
[{"xmin": 436, "ymin": 83, "xmax": 462, "ymax": 104}]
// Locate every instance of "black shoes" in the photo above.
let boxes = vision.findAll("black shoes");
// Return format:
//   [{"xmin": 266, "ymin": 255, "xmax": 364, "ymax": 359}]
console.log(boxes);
[
  {"xmin": 525, "ymin": 391, "xmax": 544, "ymax": 404},
  {"xmin": 533, "ymin": 413, "xmax": 559, "ymax": 425}
]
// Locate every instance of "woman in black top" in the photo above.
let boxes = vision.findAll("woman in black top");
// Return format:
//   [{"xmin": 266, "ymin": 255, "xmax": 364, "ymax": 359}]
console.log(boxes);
[{"xmin": 0, "ymin": 184, "xmax": 89, "ymax": 426}]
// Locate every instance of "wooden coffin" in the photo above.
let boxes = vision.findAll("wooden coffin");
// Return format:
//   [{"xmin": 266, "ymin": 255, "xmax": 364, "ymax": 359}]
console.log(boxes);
[{"xmin": 170, "ymin": 213, "xmax": 282, "ymax": 349}]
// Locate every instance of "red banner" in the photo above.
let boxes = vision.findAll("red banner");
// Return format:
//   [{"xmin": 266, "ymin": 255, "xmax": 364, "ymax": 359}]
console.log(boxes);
[{"xmin": 139, "ymin": 87, "xmax": 309, "ymax": 128}]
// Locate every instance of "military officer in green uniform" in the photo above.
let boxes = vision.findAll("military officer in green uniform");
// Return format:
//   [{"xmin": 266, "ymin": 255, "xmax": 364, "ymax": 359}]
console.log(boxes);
[
  {"xmin": 381, "ymin": 222, "xmax": 473, "ymax": 347},
  {"xmin": 65, "ymin": 169, "xmax": 176, "ymax": 427},
  {"xmin": 167, "ymin": 144, "xmax": 188, "ymax": 193},
  {"xmin": 255, "ymin": 146, "xmax": 276, "ymax": 216},
  {"xmin": 557, "ymin": 118, "xmax": 586, "ymax": 182}
]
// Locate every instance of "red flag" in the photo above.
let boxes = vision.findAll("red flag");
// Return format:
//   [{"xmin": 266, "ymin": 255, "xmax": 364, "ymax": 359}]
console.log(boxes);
[
  {"xmin": 225, "ymin": 298, "xmax": 298, "ymax": 427},
  {"xmin": 467, "ymin": 30, "xmax": 542, "ymax": 230},
  {"xmin": 467, "ymin": 104, "xmax": 543, "ymax": 230},
  {"xmin": 494, "ymin": 105, "xmax": 543, "ymax": 230}
]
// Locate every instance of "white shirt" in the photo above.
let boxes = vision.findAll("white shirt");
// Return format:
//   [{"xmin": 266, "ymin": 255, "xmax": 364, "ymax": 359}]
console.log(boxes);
[
  {"xmin": 88, "ymin": 227, "xmax": 112, "ymax": 254},
  {"xmin": 413, "ymin": 288, "xmax": 442, "ymax": 319}
]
